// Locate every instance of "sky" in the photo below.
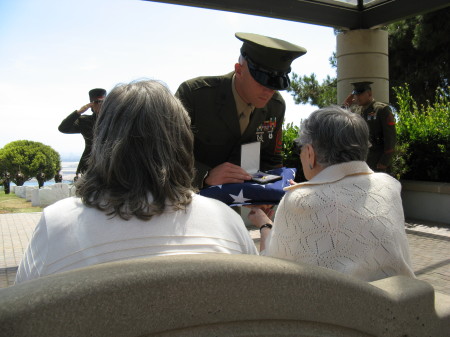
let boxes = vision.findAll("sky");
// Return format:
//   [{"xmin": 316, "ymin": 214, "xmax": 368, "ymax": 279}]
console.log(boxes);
[{"xmin": 0, "ymin": 0, "xmax": 336, "ymax": 160}]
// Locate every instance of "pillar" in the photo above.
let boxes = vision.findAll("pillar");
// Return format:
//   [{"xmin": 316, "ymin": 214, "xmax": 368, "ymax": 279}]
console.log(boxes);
[{"xmin": 336, "ymin": 29, "xmax": 389, "ymax": 104}]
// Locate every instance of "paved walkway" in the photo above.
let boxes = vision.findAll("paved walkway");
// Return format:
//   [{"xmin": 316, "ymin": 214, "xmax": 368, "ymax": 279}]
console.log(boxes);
[{"xmin": 1, "ymin": 213, "xmax": 449, "ymax": 295}]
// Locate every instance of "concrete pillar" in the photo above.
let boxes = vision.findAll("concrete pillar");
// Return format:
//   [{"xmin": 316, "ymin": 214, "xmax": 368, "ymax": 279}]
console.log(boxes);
[{"xmin": 336, "ymin": 29, "xmax": 389, "ymax": 104}]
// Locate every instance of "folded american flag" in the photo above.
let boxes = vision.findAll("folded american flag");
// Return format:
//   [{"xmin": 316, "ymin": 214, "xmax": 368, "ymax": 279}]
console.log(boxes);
[{"xmin": 198, "ymin": 167, "xmax": 296, "ymax": 206}]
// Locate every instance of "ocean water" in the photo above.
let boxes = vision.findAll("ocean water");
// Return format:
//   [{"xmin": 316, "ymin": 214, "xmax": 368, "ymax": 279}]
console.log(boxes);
[{"xmin": 11, "ymin": 162, "xmax": 79, "ymax": 187}]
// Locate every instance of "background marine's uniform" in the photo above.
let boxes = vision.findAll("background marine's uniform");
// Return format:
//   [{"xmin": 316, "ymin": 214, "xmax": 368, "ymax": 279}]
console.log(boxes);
[
  {"xmin": 359, "ymin": 101, "xmax": 396, "ymax": 170},
  {"xmin": 58, "ymin": 112, "xmax": 97, "ymax": 175}
]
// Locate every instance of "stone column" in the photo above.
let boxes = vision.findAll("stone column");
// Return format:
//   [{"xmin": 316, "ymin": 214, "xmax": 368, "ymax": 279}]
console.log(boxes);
[{"xmin": 336, "ymin": 29, "xmax": 389, "ymax": 104}]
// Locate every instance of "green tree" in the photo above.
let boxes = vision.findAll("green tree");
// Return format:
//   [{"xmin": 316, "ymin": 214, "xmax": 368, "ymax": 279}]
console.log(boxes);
[
  {"xmin": 0, "ymin": 140, "xmax": 61, "ymax": 186},
  {"xmin": 288, "ymin": 73, "xmax": 337, "ymax": 108},
  {"xmin": 287, "ymin": 52, "xmax": 337, "ymax": 108},
  {"xmin": 388, "ymin": 7, "xmax": 450, "ymax": 108}
]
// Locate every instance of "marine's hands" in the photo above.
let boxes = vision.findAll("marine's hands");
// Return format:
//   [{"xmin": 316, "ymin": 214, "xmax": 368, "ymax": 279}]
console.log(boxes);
[
  {"xmin": 77, "ymin": 103, "xmax": 93, "ymax": 114},
  {"xmin": 204, "ymin": 162, "xmax": 252, "ymax": 186}
]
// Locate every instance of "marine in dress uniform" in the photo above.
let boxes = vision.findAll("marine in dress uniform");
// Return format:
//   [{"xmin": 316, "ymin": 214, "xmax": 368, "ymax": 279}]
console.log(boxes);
[
  {"xmin": 176, "ymin": 32, "xmax": 306, "ymax": 188},
  {"xmin": 343, "ymin": 82, "xmax": 397, "ymax": 172},
  {"xmin": 58, "ymin": 88, "xmax": 106, "ymax": 176}
]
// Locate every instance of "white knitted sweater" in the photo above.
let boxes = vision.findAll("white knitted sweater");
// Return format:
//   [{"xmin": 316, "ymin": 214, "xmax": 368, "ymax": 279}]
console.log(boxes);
[{"xmin": 263, "ymin": 161, "xmax": 415, "ymax": 281}]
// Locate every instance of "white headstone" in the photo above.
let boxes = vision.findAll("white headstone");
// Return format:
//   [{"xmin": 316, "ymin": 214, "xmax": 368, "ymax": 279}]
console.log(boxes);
[
  {"xmin": 25, "ymin": 186, "xmax": 38, "ymax": 201},
  {"xmin": 31, "ymin": 189, "xmax": 41, "ymax": 207},
  {"xmin": 15, "ymin": 186, "xmax": 26, "ymax": 198},
  {"xmin": 50, "ymin": 183, "xmax": 70, "ymax": 196},
  {"xmin": 38, "ymin": 185, "xmax": 70, "ymax": 207}
]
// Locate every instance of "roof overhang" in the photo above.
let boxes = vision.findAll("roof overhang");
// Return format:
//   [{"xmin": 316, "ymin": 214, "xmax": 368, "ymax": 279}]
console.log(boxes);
[{"xmin": 143, "ymin": 0, "xmax": 450, "ymax": 29}]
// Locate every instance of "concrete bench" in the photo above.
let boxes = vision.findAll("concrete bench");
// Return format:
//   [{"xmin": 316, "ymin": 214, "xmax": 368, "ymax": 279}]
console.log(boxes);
[{"xmin": 0, "ymin": 254, "xmax": 449, "ymax": 336}]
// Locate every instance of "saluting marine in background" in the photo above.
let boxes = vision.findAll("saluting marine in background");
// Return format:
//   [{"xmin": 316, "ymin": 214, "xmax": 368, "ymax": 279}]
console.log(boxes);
[
  {"xmin": 342, "ymin": 81, "xmax": 397, "ymax": 172},
  {"xmin": 58, "ymin": 88, "xmax": 106, "ymax": 178}
]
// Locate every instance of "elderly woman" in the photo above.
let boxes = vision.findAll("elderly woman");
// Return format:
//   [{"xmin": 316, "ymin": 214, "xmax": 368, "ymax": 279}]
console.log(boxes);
[
  {"xmin": 16, "ymin": 80, "xmax": 257, "ymax": 284},
  {"xmin": 248, "ymin": 106, "xmax": 414, "ymax": 281}
]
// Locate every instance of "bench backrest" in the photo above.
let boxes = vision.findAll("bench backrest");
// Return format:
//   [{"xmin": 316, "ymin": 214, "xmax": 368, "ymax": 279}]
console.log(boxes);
[{"xmin": 1, "ymin": 254, "xmax": 449, "ymax": 336}]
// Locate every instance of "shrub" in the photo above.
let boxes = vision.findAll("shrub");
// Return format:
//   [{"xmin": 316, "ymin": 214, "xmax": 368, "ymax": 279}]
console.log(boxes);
[
  {"xmin": 393, "ymin": 85, "xmax": 450, "ymax": 182},
  {"xmin": 282, "ymin": 122, "xmax": 306, "ymax": 182}
]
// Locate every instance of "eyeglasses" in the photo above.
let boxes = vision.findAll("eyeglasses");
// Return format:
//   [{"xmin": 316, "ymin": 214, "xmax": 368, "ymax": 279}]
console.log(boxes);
[
  {"xmin": 294, "ymin": 143, "xmax": 303, "ymax": 155},
  {"xmin": 93, "ymin": 100, "xmax": 104, "ymax": 104}
]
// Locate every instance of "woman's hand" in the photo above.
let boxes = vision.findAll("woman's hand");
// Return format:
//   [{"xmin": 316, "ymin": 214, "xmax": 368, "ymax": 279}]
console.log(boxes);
[
  {"xmin": 248, "ymin": 206, "xmax": 274, "ymax": 252},
  {"xmin": 247, "ymin": 207, "xmax": 274, "ymax": 228}
]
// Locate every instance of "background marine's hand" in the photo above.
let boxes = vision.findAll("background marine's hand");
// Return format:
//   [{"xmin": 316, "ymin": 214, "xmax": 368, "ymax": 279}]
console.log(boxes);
[
  {"xmin": 77, "ymin": 103, "xmax": 93, "ymax": 114},
  {"xmin": 342, "ymin": 93, "xmax": 355, "ymax": 107}
]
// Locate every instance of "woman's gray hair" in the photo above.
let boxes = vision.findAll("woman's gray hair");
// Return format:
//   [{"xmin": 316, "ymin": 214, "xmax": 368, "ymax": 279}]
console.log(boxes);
[
  {"xmin": 76, "ymin": 79, "xmax": 195, "ymax": 220},
  {"xmin": 296, "ymin": 106, "xmax": 370, "ymax": 167}
]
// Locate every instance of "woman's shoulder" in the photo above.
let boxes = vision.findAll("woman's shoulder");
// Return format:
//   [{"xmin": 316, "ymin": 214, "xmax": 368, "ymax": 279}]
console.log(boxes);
[
  {"xmin": 283, "ymin": 171, "xmax": 400, "ymax": 200},
  {"xmin": 43, "ymin": 196, "xmax": 84, "ymax": 217},
  {"xmin": 191, "ymin": 194, "xmax": 244, "ymax": 220},
  {"xmin": 368, "ymin": 172, "xmax": 401, "ymax": 187},
  {"xmin": 281, "ymin": 183, "xmax": 325, "ymax": 210},
  {"xmin": 191, "ymin": 194, "xmax": 236, "ymax": 210}
]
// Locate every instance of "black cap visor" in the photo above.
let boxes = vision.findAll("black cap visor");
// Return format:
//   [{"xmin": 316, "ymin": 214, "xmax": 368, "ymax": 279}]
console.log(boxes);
[
  {"xmin": 352, "ymin": 88, "xmax": 368, "ymax": 95},
  {"xmin": 245, "ymin": 56, "xmax": 290, "ymax": 90}
]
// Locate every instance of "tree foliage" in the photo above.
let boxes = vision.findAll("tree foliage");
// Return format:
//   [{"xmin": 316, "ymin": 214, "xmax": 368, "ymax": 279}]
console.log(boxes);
[
  {"xmin": 0, "ymin": 140, "xmax": 61, "ymax": 185},
  {"xmin": 288, "ymin": 73, "xmax": 337, "ymax": 108},
  {"xmin": 388, "ymin": 7, "xmax": 450, "ymax": 108},
  {"xmin": 288, "ymin": 52, "xmax": 337, "ymax": 108}
]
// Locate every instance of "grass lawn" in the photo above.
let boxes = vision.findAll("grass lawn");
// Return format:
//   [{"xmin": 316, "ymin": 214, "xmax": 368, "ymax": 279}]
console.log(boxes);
[{"xmin": 0, "ymin": 190, "xmax": 43, "ymax": 214}]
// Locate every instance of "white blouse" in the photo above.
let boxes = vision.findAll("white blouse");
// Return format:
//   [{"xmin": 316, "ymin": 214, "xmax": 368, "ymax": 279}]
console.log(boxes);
[{"xmin": 16, "ymin": 193, "xmax": 258, "ymax": 284}]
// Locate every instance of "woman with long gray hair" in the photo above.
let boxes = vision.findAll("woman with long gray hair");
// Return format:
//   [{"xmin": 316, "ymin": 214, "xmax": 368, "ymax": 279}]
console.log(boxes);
[
  {"xmin": 248, "ymin": 106, "xmax": 414, "ymax": 281},
  {"xmin": 16, "ymin": 80, "xmax": 257, "ymax": 284}
]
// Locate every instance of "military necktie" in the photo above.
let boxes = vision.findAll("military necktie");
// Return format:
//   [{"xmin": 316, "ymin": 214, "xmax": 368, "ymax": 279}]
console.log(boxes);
[{"xmin": 239, "ymin": 105, "xmax": 252, "ymax": 134}]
